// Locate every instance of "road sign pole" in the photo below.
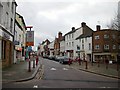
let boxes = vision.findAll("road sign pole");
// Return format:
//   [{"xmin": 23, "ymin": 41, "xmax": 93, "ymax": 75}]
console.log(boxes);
[
  {"xmin": 26, "ymin": 26, "xmax": 33, "ymax": 72},
  {"xmin": 28, "ymin": 51, "xmax": 31, "ymax": 72}
]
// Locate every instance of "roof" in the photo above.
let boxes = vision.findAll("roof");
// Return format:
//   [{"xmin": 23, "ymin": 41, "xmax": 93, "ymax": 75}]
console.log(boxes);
[
  {"xmin": 64, "ymin": 28, "xmax": 76, "ymax": 36},
  {"xmin": 16, "ymin": 13, "xmax": 26, "ymax": 30},
  {"xmin": 76, "ymin": 25, "xmax": 93, "ymax": 40}
]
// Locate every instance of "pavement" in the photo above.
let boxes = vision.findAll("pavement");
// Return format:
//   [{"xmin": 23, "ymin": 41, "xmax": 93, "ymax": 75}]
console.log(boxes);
[
  {"xmin": 69, "ymin": 61, "xmax": 120, "ymax": 79},
  {"xmin": 2, "ymin": 58, "xmax": 42, "ymax": 83},
  {"xmin": 2, "ymin": 57, "xmax": 120, "ymax": 84}
]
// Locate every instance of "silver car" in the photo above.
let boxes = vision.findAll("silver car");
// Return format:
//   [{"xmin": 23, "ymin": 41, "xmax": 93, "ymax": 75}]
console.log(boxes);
[{"xmin": 59, "ymin": 56, "xmax": 70, "ymax": 64}]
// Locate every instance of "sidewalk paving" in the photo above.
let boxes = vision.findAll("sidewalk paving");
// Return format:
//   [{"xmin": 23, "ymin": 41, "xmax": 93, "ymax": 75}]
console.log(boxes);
[
  {"xmin": 69, "ymin": 61, "xmax": 120, "ymax": 79},
  {"xmin": 2, "ymin": 60, "xmax": 41, "ymax": 83}
]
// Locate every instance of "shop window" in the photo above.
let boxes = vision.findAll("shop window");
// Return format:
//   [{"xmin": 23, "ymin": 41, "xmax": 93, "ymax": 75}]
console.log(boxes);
[
  {"xmin": 0, "ymin": 40, "xmax": 1, "ymax": 60},
  {"xmin": 2, "ymin": 40, "xmax": 6, "ymax": 60}
]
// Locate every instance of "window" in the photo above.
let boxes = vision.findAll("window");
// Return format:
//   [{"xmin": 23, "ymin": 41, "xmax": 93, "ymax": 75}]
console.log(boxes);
[
  {"xmin": 82, "ymin": 44, "xmax": 84, "ymax": 50},
  {"xmin": 72, "ymin": 42, "xmax": 74, "ymax": 47},
  {"xmin": 69, "ymin": 34, "xmax": 71, "ymax": 39},
  {"xmin": 95, "ymin": 35, "xmax": 100, "ymax": 40},
  {"xmin": 10, "ymin": 18, "xmax": 13, "ymax": 33},
  {"xmin": 104, "ymin": 44, "xmax": 109, "ymax": 49},
  {"xmin": 89, "ymin": 43, "xmax": 91, "ymax": 50},
  {"xmin": 2, "ymin": 40, "xmax": 6, "ymax": 60},
  {"xmin": 72, "ymin": 33, "xmax": 74, "ymax": 38},
  {"xmin": 7, "ymin": 2, "xmax": 9, "ymax": 7},
  {"xmin": 15, "ymin": 30, "xmax": 17, "ymax": 40},
  {"xmin": 113, "ymin": 45, "xmax": 116, "ymax": 49},
  {"xmin": 67, "ymin": 43, "xmax": 68, "ymax": 46},
  {"xmin": 112, "ymin": 34, "xmax": 115, "ymax": 39},
  {"xmin": 85, "ymin": 38, "xmax": 87, "ymax": 42},
  {"xmin": 0, "ymin": 4, "xmax": 3, "ymax": 24},
  {"xmin": 95, "ymin": 45, "xmax": 100, "ymax": 50},
  {"xmin": 69, "ymin": 42, "xmax": 71, "ymax": 47},
  {"xmin": 19, "ymin": 34, "xmax": 21, "ymax": 43},
  {"xmin": 11, "ymin": 2, "xmax": 14, "ymax": 13},
  {"xmin": 79, "ymin": 39, "xmax": 81, "ymax": 42},
  {"xmin": 104, "ymin": 34, "xmax": 109, "ymax": 39},
  {"xmin": 5, "ymin": 12, "xmax": 9, "ymax": 29},
  {"xmin": 82, "ymin": 39, "xmax": 84, "ymax": 43}
]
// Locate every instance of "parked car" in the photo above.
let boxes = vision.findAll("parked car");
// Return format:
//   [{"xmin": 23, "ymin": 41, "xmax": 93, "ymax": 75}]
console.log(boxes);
[
  {"xmin": 59, "ymin": 56, "xmax": 71, "ymax": 64},
  {"xmin": 54, "ymin": 56, "xmax": 62, "ymax": 62},
  {"xmin": 48, "ymin": 56, "xmax": 55, "ymax": 60}
]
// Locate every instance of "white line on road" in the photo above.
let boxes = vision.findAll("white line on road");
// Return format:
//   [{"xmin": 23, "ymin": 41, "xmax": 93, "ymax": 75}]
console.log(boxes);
[
  {"xmin": 33, "ymin": 85, "xmax": 38, "ymax": 88},
  {"xmin": 63, "ymin": 68, "xmax": 68, "ymax": 70},
  {"xmin": 50, "ymin": 68, "xmax": 56, "ymax": 70}
]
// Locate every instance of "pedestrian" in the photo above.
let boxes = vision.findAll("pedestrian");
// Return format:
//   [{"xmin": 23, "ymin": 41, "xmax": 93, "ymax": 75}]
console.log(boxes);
[
  {"xmin": 78, "ymin": 57, "xmax": 81, "ymax": 65},
  {"xmin": 68, "ymin": 58, "xmax": 71, "ymax": 65},
  {"xmin": 105, "ymin": 58, "xmax": 109, "ymax": 69}
]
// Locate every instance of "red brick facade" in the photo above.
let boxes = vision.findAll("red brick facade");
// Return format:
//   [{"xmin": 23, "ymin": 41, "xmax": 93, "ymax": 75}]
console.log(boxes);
[{"xmin": 92, "ymin": 26, "xmax": 120, "ymax": 63}]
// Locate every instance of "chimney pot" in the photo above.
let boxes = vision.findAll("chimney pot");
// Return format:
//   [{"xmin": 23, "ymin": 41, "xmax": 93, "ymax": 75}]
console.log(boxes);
[
  {"xmin": 96, "ymin": 25, "xmax": 101, "ymax": 31},
  {"xmin": 72, "ymin": 27, "xmax": 75, "ymax": 31},
  {"xmin": 81, "ymin": 22, "xmax": 86, "ymax": 27}
]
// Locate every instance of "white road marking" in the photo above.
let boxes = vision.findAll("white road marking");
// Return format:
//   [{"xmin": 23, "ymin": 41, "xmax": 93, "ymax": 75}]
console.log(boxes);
[
  {"xmin": 50, "ymin": 68, "xmax": 56, "ymax": 70},
  {"xmin": 63, "ymin": 68, "xmax": 68, "ymax": 70},
  {"xmin": 33, "ymin": 85, "xmax": 38, "ymax": 88},
  {"xmin": 99, "ymin": 87, "xmax": 111, "ymax": 88}
]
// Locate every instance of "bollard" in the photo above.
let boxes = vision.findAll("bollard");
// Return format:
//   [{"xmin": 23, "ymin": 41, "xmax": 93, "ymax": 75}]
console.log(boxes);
[
  {"xmin": 85, "ymin": 61, "xmax": 88, "ymax": 69},
  {"xmin": 36, "ymin": 56, "xmax": 38, "ymax": 66},
  {"xmin": 33, "ymin": 60, "xmax": 35, "ymax": 68},
  {"xmin": 28, "ymin": 59, "xmax": 31, "ymax": 72},
  {"xmin": 28, "ymin": 52, "xmax": 31, "ymax": 72}
]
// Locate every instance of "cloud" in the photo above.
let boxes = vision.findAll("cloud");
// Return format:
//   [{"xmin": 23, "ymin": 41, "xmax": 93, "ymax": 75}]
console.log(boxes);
[{"xmin": 16, "ymin": 0, "xmax": 119, "ymax": 50}]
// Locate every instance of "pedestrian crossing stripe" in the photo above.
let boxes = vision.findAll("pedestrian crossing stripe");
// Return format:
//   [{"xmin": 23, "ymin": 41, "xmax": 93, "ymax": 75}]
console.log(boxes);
[{"xmin": 50, "ymin": 68, "xmax": 68, "ymax": 71}]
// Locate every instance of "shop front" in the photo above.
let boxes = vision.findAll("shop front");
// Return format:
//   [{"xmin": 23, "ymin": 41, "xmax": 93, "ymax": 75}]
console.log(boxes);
[{"xmin": 0, "ymin": 25, "xmax": 14, "ymax": 68}]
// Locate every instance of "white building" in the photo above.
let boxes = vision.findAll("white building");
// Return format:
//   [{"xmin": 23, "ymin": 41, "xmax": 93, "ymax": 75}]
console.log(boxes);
[
  {"xmin": 64, "ymin": 22, "xmax": 93, "ymax": 60},
  {"xmin": 64, "ymin": 27, "xmax": 76, "ymax": 59},
  {"xmin": 75, "ymin": 32, "xmax": 93, "ymax": 61},
  {"xmin": 0, "ymin": 1, "xmax": 17, "ymax": 68},
  {"xmin": 118, "ymin": 1, "xmax": 120, "ymax": 30},
  {"xmin": 14, "ymin": 13, "xmax": 26, "ymax": 63}
]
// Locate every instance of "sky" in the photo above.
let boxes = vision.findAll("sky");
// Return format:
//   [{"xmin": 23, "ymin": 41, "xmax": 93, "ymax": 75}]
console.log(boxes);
[{"xmin": 15, "ymin": 0, "xmax": 119, "ymax": 51}]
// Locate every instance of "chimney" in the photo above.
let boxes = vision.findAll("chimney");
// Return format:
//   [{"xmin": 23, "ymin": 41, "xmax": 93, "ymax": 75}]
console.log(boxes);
[
  {"xmin": 58, "ymin": 32, "xmax": 62, "ymax": 40},
  {"xmin": 81, "ymin": 22, "xmax": 86, "ymax": 27},
  {"xmin": 96, "ymin": 25, "xmax": 101, "ymax": 31},
  {"xmin": 72, "ymin": 27, "xmax": 75, "ymax": 31}
]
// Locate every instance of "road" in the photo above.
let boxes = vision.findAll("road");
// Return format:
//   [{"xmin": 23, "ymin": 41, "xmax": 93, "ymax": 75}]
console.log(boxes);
[{"xmin": 2, "ymin": 58, "xmax": 119, "ymax": 88}]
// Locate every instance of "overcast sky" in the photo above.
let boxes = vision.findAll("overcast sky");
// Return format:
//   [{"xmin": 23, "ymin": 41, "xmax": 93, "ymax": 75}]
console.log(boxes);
[{"xmin": 15, "ymin": 0, "xmax": 119, "ymax": 51}]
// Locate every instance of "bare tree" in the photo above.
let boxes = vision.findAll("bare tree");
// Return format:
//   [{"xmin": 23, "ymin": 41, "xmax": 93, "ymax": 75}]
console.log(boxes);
[{"xmin": 107, "ymin": 1, "xmax": 120, "ymax": 31}]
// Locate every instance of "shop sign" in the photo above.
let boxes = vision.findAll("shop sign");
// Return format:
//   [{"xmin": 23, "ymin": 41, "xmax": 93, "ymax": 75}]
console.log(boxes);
[
  {"xmin": 14, "ymin": 40, "xmax": 19, "ymax": 45},
  {"xmin": 26, "ymin": 31, "xmax": 34, "ymax": 46}
]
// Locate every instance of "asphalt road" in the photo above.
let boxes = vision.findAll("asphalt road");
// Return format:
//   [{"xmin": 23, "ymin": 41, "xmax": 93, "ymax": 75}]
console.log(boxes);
[{"xmin": 2, "ymin": 58, "xmax": 119, "ymax": 88}]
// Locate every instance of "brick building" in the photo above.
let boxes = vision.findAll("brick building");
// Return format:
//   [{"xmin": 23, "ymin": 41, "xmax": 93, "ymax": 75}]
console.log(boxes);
[
  {"xmin": 92, "ymin": 25, "xmax": 120, "ymax": 63},
  {"xmin": 54, "ymin": 32, "xmax": 63, "ymax": 57}
]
